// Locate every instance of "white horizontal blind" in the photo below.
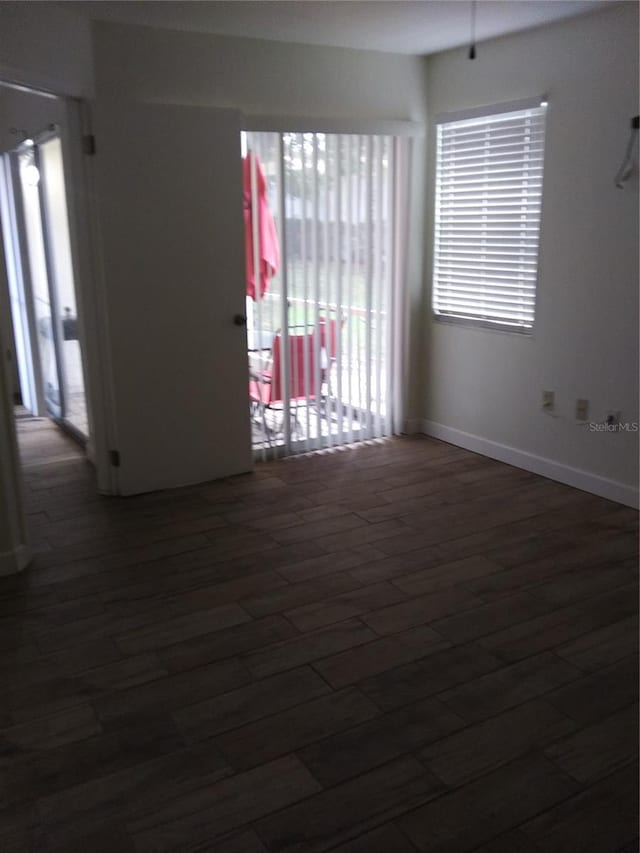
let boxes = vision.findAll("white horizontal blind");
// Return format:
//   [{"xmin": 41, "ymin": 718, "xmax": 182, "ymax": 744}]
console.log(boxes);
[{"xmin": 433, "ymin": 105, "xmax": 547, "ymax": 331}]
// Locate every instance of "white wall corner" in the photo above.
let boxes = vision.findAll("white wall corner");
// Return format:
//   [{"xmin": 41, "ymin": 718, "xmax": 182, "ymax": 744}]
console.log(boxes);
[
  {"xmin": 419, "ymin": 419, "xmax": 639, "ymax": 509},
  {"xmin": 0, "ymin": 544, "xmax": 31, "ymax": 577}
]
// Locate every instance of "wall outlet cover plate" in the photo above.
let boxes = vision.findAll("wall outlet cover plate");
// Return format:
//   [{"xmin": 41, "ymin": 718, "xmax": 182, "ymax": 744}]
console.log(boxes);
[{"xmin": 576, "ymin": 399, "xmax": 589, "ymax": 420}]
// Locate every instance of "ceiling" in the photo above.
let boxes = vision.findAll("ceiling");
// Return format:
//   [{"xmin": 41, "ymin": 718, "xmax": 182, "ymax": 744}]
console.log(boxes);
[{"xmin": 62, "ymin": 0, "xmax": 611, "ymax": 56}]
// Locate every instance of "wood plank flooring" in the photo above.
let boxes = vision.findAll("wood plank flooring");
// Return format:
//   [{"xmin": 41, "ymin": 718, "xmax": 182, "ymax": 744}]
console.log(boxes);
[{"xmin": 1, "ymin": 419, "xmax": 637, "ymax": 852}]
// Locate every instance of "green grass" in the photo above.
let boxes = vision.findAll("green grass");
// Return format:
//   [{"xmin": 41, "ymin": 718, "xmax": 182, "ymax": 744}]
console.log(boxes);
[{"xmin": 249, "ymin": 258, "xmax": 389, "ymax": 362}]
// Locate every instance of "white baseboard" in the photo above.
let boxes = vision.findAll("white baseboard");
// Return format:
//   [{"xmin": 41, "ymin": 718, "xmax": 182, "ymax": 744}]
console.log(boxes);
[
  {"xmin": 417, "ymin": 419, "xmax": 639, "ymax": 509},
  {"xmin": 0, "ymin": 543, "xmax": 31, "ymax": 576}
]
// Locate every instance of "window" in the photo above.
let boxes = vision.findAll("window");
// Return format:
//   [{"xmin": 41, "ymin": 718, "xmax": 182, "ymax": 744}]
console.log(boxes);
[{"xmin": 432, "ymin": 99, "xmax": 547, "ymax": 332}]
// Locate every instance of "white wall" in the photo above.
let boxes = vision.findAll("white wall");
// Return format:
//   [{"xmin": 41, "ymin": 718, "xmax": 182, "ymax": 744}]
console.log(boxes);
[
  {"xmin": 422, "ymin": 3, "xmax": 639, "ymax": 505},
  {"xmin": 0, "ymin": 1, "xmax": 93, "ymax": 96},
  {"xmin": 92, "ymin": 21, "xmax": 426, "ymax": 124}
]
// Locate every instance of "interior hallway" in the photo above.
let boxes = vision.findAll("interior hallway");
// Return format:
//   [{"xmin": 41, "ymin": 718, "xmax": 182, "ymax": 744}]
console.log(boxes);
[{"xmin": 1, "ymin": 421, "xmax": 638, "ymax": 852}]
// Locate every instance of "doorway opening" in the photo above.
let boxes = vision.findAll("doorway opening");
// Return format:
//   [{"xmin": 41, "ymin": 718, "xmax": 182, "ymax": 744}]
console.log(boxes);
[
  {"xmin": 243, "ymin": 130, "xmax": 404, "ymax": 460},
  {"xmin": 0, "ymin": 124, "xmax": 89, "ymax": 443}
]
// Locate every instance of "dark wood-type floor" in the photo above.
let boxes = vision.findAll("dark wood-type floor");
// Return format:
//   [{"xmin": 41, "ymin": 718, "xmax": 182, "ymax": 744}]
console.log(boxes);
[{"xmin": 1, "ymin": 419, "xmax": 638, "ymax": 853}]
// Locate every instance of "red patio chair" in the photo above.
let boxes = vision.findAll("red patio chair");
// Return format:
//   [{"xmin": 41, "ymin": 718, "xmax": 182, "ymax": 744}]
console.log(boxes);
[{"xmin": 249, "ymin": 331, "xmax": 318, "ymax": 440}]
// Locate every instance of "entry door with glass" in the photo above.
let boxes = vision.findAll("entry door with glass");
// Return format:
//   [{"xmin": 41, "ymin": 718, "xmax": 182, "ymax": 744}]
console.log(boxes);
[{"xmin": 1, "ymin": 128, "xmax": 88, "ymax": 438}]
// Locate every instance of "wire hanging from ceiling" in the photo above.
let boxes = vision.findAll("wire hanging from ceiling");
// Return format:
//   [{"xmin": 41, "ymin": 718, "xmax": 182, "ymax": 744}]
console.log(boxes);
[
  {"xmin": 469, "ymin": 0, "xmax": 477, "ymax": 60},
  {"xmin": 614, "ymin": 115, "xmax": 639, "ymax": 189}
]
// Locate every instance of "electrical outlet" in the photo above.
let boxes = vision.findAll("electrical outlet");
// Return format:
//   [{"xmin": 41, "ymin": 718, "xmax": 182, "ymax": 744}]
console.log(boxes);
[
  {"xmin": 542, "ymin": 390, "xmax": 555, "ymax": 411},
  {"xmin": 606, "ymin": 410, "xmax": 622, "ymax": 426},
  {"xmin": 575, "ymin": 399, "xmax": 589, "ymax": 421}
]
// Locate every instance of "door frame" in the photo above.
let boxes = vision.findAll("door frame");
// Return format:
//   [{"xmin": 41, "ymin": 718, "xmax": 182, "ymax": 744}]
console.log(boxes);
[
  {"xmin": 59, "ymin": 96, "xmax": 119, "ymax": 493},
  {"xmin": 0, "ymin": 77, "xmax": 118, "ymax": 494}
]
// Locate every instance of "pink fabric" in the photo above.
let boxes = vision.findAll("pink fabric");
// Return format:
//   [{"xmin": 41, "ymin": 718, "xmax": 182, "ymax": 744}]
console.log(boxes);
[
  {"xmin": 243, "ymin": 153, "xmax": 279, "ymax": 301},
  {"xmin": 249, "ymin": 333, "xmax": 317, "ymax": 405}
]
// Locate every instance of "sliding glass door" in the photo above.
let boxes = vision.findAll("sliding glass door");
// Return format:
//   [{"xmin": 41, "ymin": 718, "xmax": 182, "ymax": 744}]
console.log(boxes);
[
  {"xmin": 2, "ymin": 129, "xmax": 88, "ymax": 438},
  {"xmin": 38, "ymin": 135, "xmax": 87, "ymax": 435},
  {"xmin": 17, "ymin": 140, "xmax": 63, "ymax": 419},
  {"xmin": 245, "ymin": 130, "xmax": 401, "ymax": 460}
]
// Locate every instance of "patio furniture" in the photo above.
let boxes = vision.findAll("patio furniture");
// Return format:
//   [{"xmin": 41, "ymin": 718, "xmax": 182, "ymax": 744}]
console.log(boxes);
[
  {"xmin": 249, "ymin": 331, "xmax": 318, "ymax": 441},
  {"xmin": 316, "ymin": 313, "xmax": 345, "ymax": 402}
]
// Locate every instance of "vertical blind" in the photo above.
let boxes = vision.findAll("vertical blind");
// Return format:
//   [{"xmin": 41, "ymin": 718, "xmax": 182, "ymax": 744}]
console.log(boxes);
[
  {"xmin": 433, "ymin": 104, "xmax": 547, "ymax": 331},
  {"xmin": 246, "ymin": 131, "xmax": 400, "ymax": 460}
]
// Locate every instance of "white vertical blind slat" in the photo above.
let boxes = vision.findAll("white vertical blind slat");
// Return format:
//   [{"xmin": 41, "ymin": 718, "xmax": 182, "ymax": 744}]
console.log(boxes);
[
  {"xmin": 300, "ymin": 133, "xmax": 311, "ymax": 451},
  {"xmin": 384, "ymin": 137, "xmax": 394, "ymax": 436},
  {"xmin": 364, "ymin": 136, "xmax": 373, "ymax": 439},
  {"xmin": 335, "ymin": 135, "xmax": 344, "ymax": 446},
  {"xmin": 324, "ymin": 135, "xmax": 333, "ymax": 451},
  {"xmin": 312, "ymin": 135, "xmax": 322, "ymax": 448},
  {"xmin": 346, "ymin": 134, "xmax": 355, "ymax": 445},
  {"xmin": 276, "ymin": 133, "xmax": 291, "ymax": 451},
  {"xmin": 374, "ymin": 136, "xmax": 384, "ymax": 439},
  {"xmin": 356, "ymin": 135, "xmax": 365, "ymax": 434}
]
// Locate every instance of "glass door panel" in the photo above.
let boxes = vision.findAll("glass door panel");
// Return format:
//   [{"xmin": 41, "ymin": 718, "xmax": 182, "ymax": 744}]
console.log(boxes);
[
  {"xmin": 39, "ymin": 136, "xmax": 87, "ymax": 436},
  {"xmin": 0, "ymin": 153, "xmax": 40, "ymax": 414},
  {"xmin": 17, "ymin": 145, "xmax": 62, "ymax": 419},
  {"xmin": 12, "ymin": 132, "xmax": 88, "ymax": 439}
]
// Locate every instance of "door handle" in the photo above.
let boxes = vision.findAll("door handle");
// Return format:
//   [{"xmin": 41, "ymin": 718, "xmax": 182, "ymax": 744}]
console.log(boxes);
[{"xmin": 233, "ymin": 314, "xmax": 247, "ymax": 327}]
